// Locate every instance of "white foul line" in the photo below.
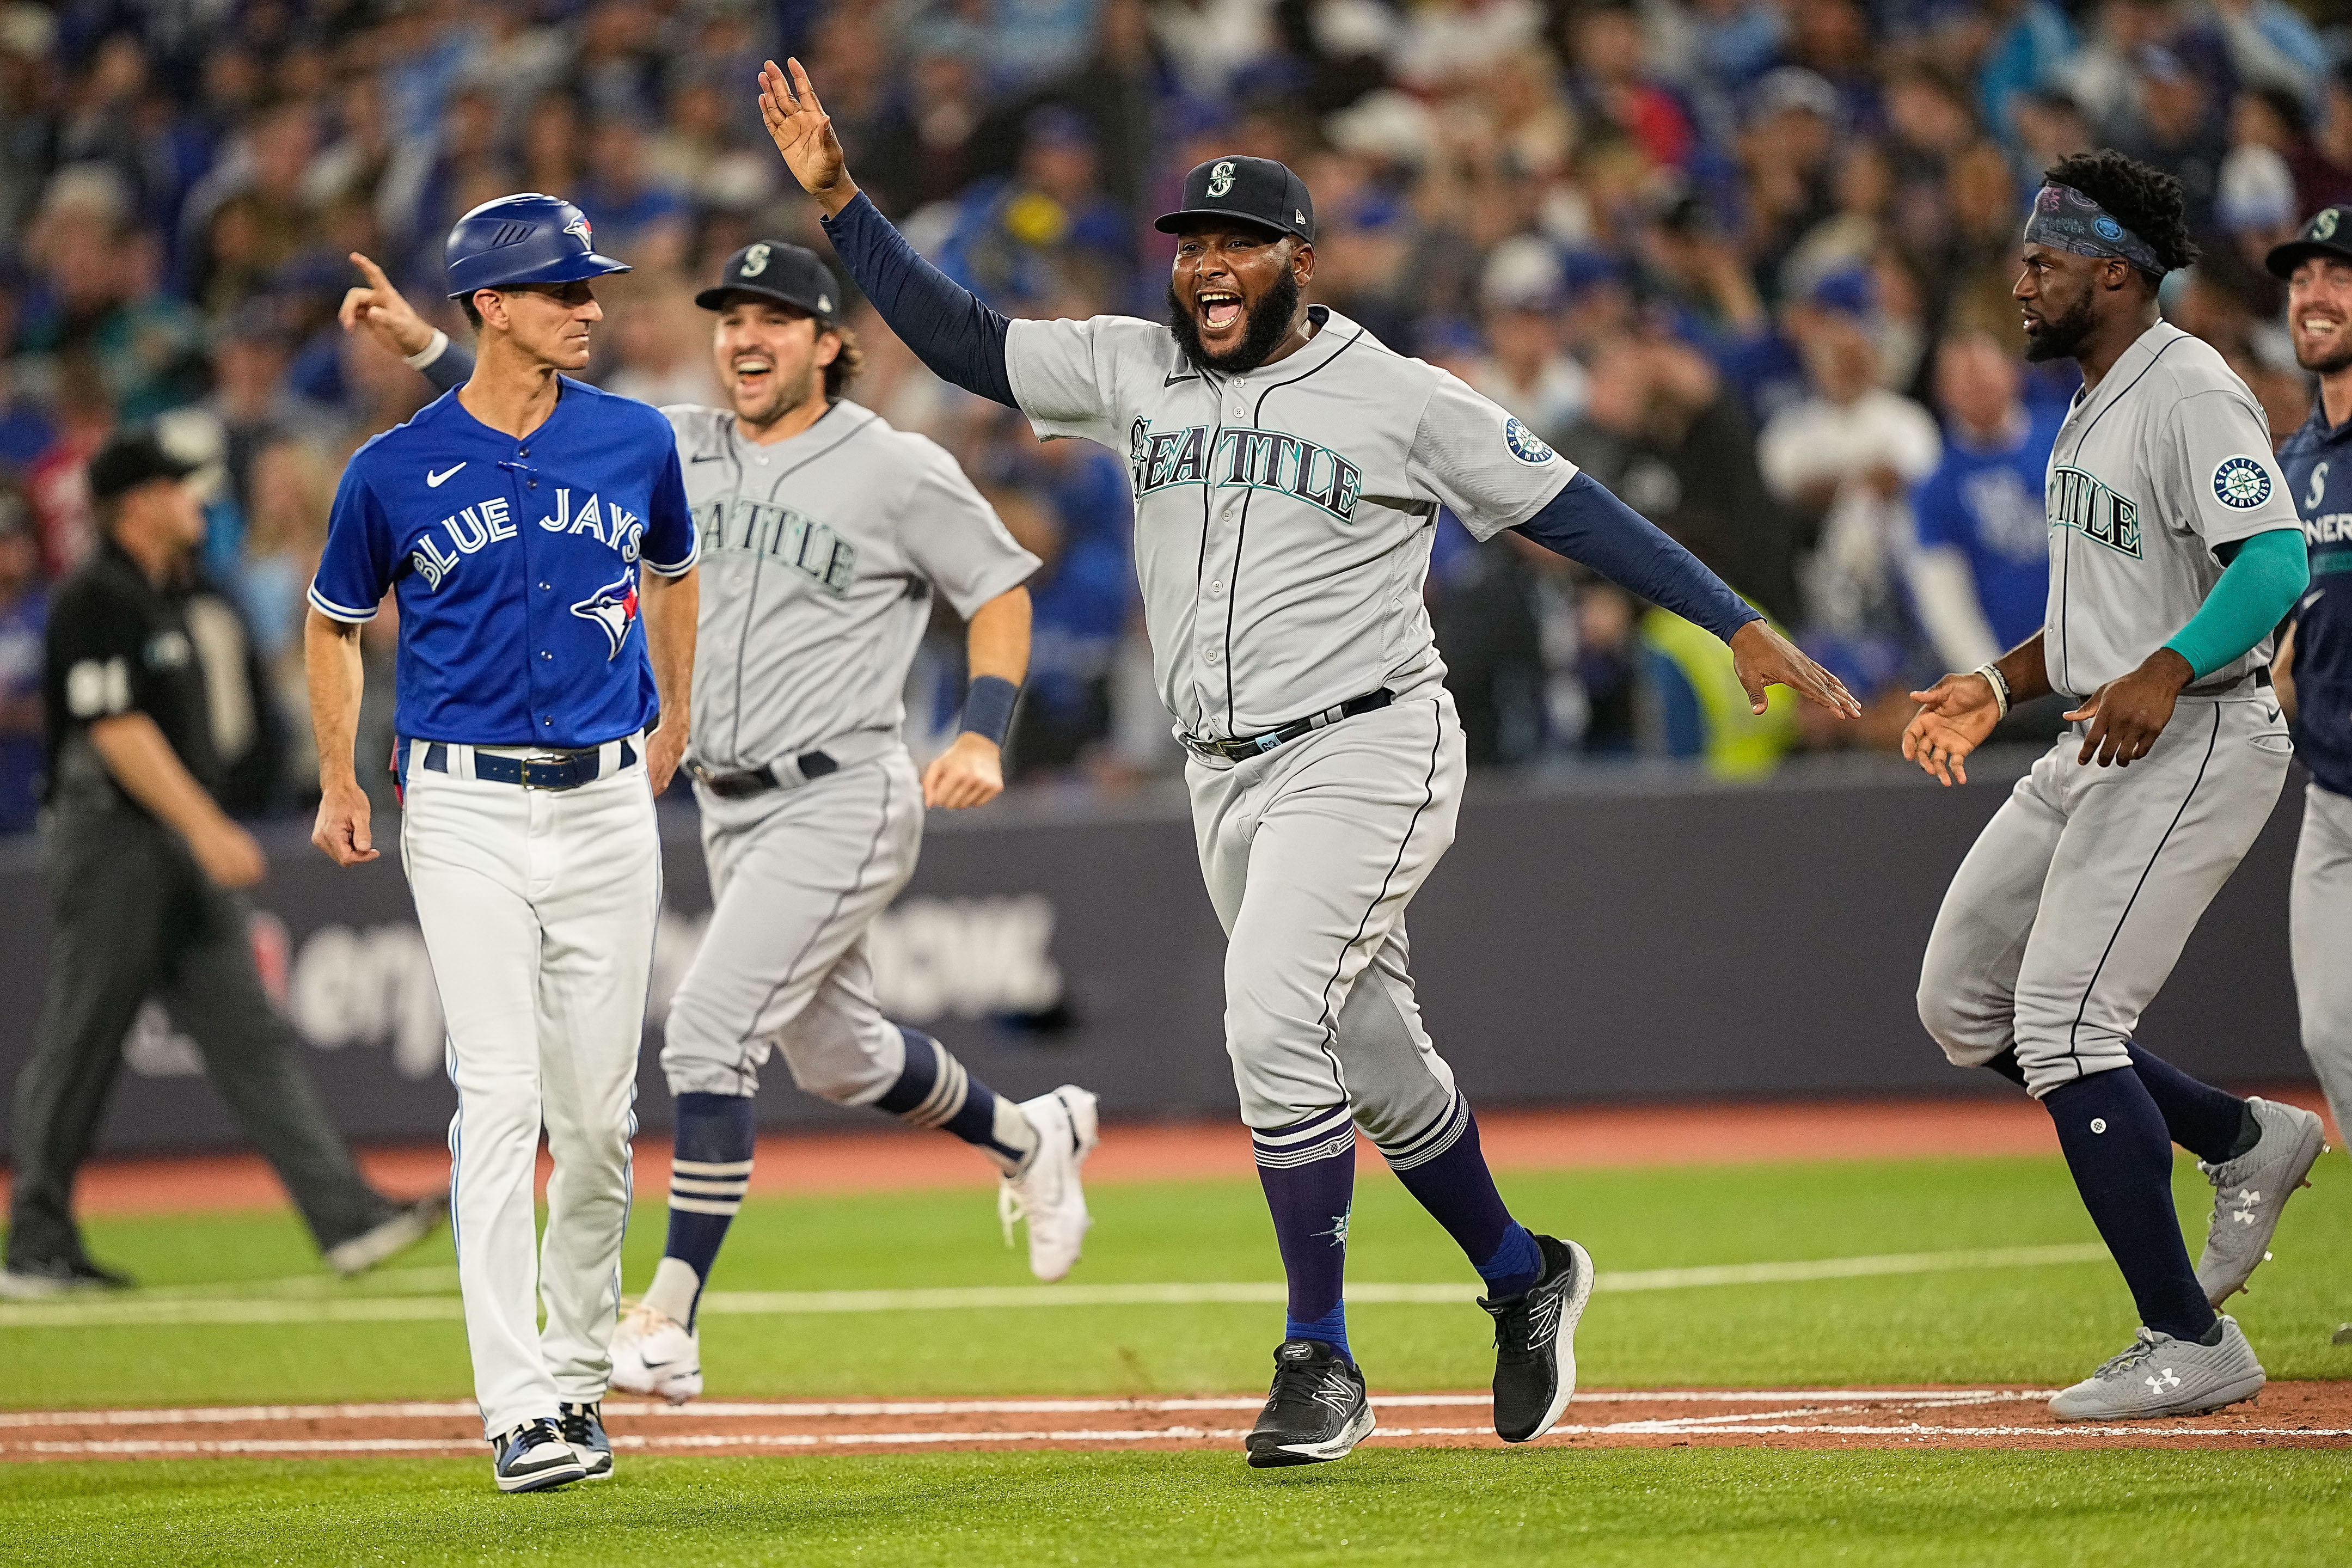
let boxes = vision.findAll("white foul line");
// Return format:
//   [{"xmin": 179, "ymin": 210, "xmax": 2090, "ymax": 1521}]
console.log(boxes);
[{"xmin": 0, "ymin": 1244, "xmax": 2112, "ymax": 1330}]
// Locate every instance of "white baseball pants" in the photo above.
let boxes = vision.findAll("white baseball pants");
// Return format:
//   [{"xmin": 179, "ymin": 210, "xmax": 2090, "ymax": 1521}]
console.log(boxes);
[
  {"xmin": 400, "ymin": 750, "xmax": 660, "ymax": 1438},
  {"xmin": 1919, "ymin": 695, "xmax": 2289, "ymax": 1097}
]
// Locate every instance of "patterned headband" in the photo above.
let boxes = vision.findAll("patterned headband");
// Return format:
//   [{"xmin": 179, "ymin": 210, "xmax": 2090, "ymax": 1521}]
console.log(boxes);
[{"xmin": 2023, "ymin": 183, "xmax": 2167, "ymax": 278}]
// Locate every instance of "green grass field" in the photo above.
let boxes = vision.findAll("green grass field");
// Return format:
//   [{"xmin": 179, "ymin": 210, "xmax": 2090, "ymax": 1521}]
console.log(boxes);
[{"xmin": 4, "ymin": 1149, "xmax": 2349, "ymax": 1564}]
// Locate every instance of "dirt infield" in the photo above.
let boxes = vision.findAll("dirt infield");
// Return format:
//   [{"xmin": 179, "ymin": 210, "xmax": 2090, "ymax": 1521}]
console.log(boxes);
[
  {"xmin": 25, "ymin": 1087, "xmax": 2343, "ymax": 1216},
  {"xmin": 5, "ymin": 1383, "xmax": 2348, "ymax": 1461}
]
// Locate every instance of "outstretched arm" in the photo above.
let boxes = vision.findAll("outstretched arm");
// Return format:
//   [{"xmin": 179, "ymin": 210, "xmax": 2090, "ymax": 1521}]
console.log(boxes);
[
  {"xmin": 340, "ymin": 252, "xmax": 473, "ymax": 393},
  {"xmin": 758, "ymin": 59, "xmax": 1016, "ymax": 408},
  {"xmin": 1514, "ymin": 472, "xmax": 1860, "ymax": 718}
]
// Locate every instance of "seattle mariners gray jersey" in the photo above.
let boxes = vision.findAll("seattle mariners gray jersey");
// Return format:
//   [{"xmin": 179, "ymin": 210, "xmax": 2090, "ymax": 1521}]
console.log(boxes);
[
  {"xmin": 2044, "ymin": 321, "xmax": 2301, "ymax": 695},
  {"xmin": 665, "ymin": 402, "xmax": 1037, "ymax": 770},
  {"xmin": 1006, "ymin": 307, "xmax": 1570, "ymax": 739},
  {"xmin": 1920, "ymin": 320, "xmax": 2296, "ymax": 1098},
  {"xmin": 658, "ymin": 397, "xmax": 1038, "ymax": 1101},
  {"xmin": 1003, "ymin": 302, "xmax": 1571, "ymax": 1152}
]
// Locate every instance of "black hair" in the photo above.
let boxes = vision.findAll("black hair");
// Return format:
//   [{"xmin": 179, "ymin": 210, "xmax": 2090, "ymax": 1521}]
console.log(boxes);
[
  {"xmin": 458, "ymin": 293, "xmax": 483, "ymax": 331},
  {"xmin": 2043, "ymin": 149, "xmax": 2200, "ymax": 275}
]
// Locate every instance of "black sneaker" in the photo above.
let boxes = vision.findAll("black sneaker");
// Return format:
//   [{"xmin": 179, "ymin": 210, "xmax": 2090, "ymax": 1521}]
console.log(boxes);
[
  {"xmin": 1245, "ymin": 1339, "xmax": 1375, "ymax": 1469},
  {"xmin": 1479, "ymin": 1234, "xmax": 1592, "ymax": 1443},
  {"xmin": 0, "ymin": 1257, "xmax": 136, "ymax": 1298},
  {"xmin": 559, "ymin": 1400, "xmax": 612, "ymax": 1480},
  {"xmin": 491, "ymin": 1418, "xmax": 587, "ymax": 1493}
]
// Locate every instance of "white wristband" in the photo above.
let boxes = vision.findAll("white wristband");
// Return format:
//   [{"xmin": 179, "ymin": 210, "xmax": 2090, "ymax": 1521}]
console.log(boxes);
[
  {"xmin": 1973, "ymin": 661, "xmax": 2011, "ymax": 720},
  {"xmin": 402, "ymin": 328, "xmax": 450, "ymax": 370}
]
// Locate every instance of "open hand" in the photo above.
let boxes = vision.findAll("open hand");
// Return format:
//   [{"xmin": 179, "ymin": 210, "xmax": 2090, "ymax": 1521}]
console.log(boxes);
[
  {"xmin": 311, "ymin": 780, "xmax": 379, "ymax": 867},
  {"xmin": 339, "ymin": 253, "xmax": 437, "ymax": 359},
  {"xmin": 758, "ymin": 58, "xmax": 856, "ymax": 216},
  {"xmin": 1730, "ymin": 620, "xmax": 1861, "ymax": 719},
  {"xmin": 2065, "ymin": 650, "xmax": 2190, "ymax": 768},
  {"xmin": 922, "ymin": 733, "xmax": 1005, "ymax": 809},
  {"xmin": 1902, "ymin": 672, "xmax": 2001, "ymax": 786}
]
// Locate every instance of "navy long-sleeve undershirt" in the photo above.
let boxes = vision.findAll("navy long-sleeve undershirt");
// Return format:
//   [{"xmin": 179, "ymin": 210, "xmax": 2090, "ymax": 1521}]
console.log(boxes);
[
  {"xmin": 820, "ymin": 192, "xmax": 1016, "ymax": 407},
  {"xmin": 1517, "ymin": 474, "xmax": 1762, "ymax": 644}
]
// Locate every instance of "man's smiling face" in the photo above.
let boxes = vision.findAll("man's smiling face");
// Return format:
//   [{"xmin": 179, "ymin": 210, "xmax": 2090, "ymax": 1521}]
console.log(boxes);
[
  {"xmin": 2290, "ymin": 256, "xmax": 2352, "ymax": 377},
  {"xmin": 1165, "ymin": 222, "xmax": 1311, "ymax": 375}
]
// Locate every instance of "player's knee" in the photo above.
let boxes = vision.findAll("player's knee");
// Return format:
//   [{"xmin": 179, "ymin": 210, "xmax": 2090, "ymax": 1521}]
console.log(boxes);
[{"xmin": 1916, "ymin": 985, "xmax": 2002, "ymax": 1069}]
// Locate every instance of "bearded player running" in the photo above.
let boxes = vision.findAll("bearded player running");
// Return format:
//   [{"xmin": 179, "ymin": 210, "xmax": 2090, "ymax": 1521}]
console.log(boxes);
[{"xmin": 758, "ymin": 58, "xmax": 1857, "ymax": 1466}]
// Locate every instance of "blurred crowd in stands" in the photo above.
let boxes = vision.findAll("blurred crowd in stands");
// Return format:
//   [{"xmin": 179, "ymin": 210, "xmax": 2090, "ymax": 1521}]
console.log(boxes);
[{"xmin": 0, "ymin": 0, "xmax": 2344, "ymax": 835}]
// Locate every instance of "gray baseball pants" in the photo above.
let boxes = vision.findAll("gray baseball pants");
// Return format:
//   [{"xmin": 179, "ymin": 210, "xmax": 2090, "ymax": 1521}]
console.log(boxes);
[
  {"xmin": 661, "ymin": 748, "xmax": 923, "ymax": 1104},
  {"xmin": 1919, "ymin": 694, "xmax": 2290, "ymax": 1096},
  {"xmin": 2289, "ymin": 780, "xmax": 2352, "ymax": 1143},
  {"xmin": 1187, "ymin": 688, "xmax": 1467, "ymax": 1160}
]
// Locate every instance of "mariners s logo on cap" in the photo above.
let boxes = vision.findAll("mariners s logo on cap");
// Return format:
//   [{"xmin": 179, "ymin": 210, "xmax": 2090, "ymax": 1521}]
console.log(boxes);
[
  {"xmin": 2213, "ymin": 455, "xmax": 2273, "ymax": 510},
  {"xmin": 2321, "ymin": 209, "xmax": 2342, "ymax": 242},
  {"xmin": 1207, "ymin": 160, "xmax": 1235, "ymax": 198},
  {"xmin": 1503, "ymin": 417, "xmax": 1556, "ymax": 465},
  {"xmin": 740, "ymin": 243, "xmax": 771, "ymax": 277}
]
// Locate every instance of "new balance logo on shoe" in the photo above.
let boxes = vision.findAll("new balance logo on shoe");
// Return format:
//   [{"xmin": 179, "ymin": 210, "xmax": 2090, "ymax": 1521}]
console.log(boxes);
[
  {"xmin": 1312, "ymin": 1373, "xmax": 1356, "ymax": 1413},
  {"xmin": 1523, "ymin": 1291, "xmax": 1564, "ymax": 1348}
]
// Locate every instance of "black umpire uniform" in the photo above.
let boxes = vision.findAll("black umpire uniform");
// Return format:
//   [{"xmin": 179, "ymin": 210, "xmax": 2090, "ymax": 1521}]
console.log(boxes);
[{"xmin": 3, "ymin": 430, "xmax": 434, "ymax": 1291}]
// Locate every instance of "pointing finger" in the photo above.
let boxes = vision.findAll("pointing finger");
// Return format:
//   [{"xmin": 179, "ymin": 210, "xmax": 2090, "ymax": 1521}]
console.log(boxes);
[{"xmin": 348, "ymin": 251, "xmax": 392, "ymax": 290}]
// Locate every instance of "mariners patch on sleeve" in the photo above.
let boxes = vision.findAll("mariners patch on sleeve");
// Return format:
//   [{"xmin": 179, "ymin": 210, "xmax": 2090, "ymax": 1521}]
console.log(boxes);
[
  {"xmin": 1503, "ymin": 417, "xmax": 1556, "ymax": 465},
  {"xmin": 2212, "ymin": 455, "xmax": 2275, "ymax": 510}
]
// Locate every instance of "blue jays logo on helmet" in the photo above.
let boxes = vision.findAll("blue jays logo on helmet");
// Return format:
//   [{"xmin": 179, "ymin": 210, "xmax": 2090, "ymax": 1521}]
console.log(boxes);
[
  {"xmin": 571, "ymin": 573, "xmax": 640, "ymax": 659},
  {"xmin": 445, "ymin": 193, "xmax": 632, "ymax": 299}
]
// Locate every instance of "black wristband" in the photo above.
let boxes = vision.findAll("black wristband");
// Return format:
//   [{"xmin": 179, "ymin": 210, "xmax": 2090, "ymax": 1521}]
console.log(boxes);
[{"xmin": 959, "ymin": 675, "xmax": 1019, "ymax": 746}]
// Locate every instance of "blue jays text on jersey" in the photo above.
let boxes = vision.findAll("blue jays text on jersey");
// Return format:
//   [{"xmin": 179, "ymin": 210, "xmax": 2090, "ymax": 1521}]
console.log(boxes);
[
  {"xmin": 2278, "ymin": 406, "xmax": 2352, "ymax": 797},
  {"xmin": 1126, "ymin": 416, "xmax": 1364, "ymax": 523},
  {"xmin": 309, "ymin": 377, "xmax": 697, "ymax": 750}
]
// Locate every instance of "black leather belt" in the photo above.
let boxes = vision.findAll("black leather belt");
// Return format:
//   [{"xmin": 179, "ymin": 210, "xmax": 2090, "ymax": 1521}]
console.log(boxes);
[
  {"xmin": 1184, "ymin": 690, "xmax": 1394, "ymax": 763},
  {"xmin": 420, "ymin": 739, "xmax": 636, "ymax": 791},
  {"xmin": 691, "ymin": 750, "xmax": 840, "ymax": 799}
]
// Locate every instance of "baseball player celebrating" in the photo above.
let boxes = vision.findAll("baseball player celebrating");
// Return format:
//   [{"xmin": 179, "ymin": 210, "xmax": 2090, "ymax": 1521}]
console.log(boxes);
[
  {"xmin": 352, "ymin": 240, "xmax": 1094, "ymax": 1406},
  {"xmin": 1907, "ymin": 153, "xmax": 2324, "ymax": 1420},
  {"xmin": 2261, "ymin": 205, "xmax": 2352, "ymax": 1345},
  {"xmin": 759, "ymin": 59, "xmax": 1858, "ymax": 1465},
  {"xmin": 307, "ymin": 193, "xmax": 699, "ymax": 1492}
]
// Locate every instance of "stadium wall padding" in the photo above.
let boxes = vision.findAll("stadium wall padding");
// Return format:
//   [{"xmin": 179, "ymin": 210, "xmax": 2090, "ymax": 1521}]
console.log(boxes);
[{"xmin": 0, "ymin": 750, "xmax": 2313, "ymax": 1157}]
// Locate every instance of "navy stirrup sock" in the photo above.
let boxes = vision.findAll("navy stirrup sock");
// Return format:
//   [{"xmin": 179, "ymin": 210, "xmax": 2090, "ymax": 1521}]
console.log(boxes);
[
  {"xmin": 2043, "ymin": 1069, "xmax": 2216, "ymax": 1343},
  {"xmin": 1987, "ymin": 1045, "xmax": 2257, "ymax": 1166},
  {"xmin": 659, "ymin": 1092, "xmax": 757, "ymax": 1326},
  {"xmin": 1388, "ymin": 1099, "xmax": 1541, "ymax": 1298},
  {"xmin": 2126, "ymin": 1042, "xmax": 2258, "ymax": 1165},
  {"xmin": 874, "ymin": 1027, "xmax": 1038, "ymax": 1171},
  {"xmin": 1254, "ymin": 1106, "xmax": 1357, "ymax": 1359}
]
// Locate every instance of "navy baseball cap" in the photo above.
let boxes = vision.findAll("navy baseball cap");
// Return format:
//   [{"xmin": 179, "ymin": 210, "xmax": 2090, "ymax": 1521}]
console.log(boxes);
[
  {"xmin": 1155, "ymin": 157, "xmax": 1315, "ymax": 245},
  {"xmin": 2266, "ymin": 205, "xmax": 2352, "ymax": 279},
  {"xmin": 695, "ymin": 241, "xmax": 842, "ymax": 323},
  {"xmin": 444, "ymin": 193, "xmax": 630, "ymax": 299}
]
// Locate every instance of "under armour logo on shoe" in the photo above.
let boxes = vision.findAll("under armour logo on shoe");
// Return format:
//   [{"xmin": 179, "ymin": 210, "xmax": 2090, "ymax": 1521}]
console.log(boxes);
[
  {"xmin": 2145, "ymin": 1368, "xmax": 2183, "ymax": 1394},
  {"xmin": 2231, "ymin": 1209, "xmax": 2261, "ymax": 1225}
]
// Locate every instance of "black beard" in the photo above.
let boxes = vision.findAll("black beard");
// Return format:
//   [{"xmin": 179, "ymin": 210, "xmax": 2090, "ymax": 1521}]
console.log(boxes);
[
  {"xmin": 2023, "ymin": 295, "xmax": 2097, "ymax": 363},
  {"xmin": 1167, "ymin": 267, "xmax": 1302, "ymax": 376},
  {"xmin": 2295, "ymin": 335, "xmax": 2352, "ymax": 378}
]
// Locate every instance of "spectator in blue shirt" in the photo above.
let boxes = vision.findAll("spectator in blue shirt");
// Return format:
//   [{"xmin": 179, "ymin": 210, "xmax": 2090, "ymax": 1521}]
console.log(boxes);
[{"xmin": 1906, "ymin": 331, "xmax": 2056, "ymax": 672}]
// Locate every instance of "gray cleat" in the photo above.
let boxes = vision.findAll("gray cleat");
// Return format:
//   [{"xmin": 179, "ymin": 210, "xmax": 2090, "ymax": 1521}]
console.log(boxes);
[
  {"xmin": 2333, "ymin": 1324, "xmax": 2352, "ymax": 1346},
  {"xmin": 2194, "ymin": 1098, "xmax": 2326, "ymax": 1306},
  {"xmin": 2048, "ymin": 1316, "xmax": 2267, "ymax": 1421}
]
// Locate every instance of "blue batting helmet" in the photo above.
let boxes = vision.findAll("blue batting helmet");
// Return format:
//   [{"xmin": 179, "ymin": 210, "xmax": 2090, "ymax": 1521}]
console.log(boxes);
[{"xmin": 444, "ymin": 193, "xmax": 631, "ymax": 301}]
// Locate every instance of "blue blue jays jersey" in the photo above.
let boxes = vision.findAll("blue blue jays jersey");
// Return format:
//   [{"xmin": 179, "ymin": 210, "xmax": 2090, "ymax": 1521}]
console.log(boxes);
[
  {"xmin": 2277, "ymin": 405, "xmax": 2352, "ymax": 797},
  {"xmin": 309, "ymin": 377, "xmax": 697, "ymax": 749}
]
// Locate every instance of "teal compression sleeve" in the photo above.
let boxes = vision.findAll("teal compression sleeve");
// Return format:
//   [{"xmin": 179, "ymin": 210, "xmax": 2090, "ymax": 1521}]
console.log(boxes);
[{"xmin": 2162, "ymin": 528, "xmax": 2310, "ymax": 679}]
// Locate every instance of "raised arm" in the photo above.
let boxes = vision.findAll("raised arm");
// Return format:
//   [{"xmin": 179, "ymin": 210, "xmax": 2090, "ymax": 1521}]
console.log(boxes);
[
  {"xmin": 758, "ymin": 59, "xmax": 1016, "ymax": 408},
  {"xmin": 1515, "ymin": 473, "xmax": 1860, "ymax": 719},
  {"xmin": 340, "ymin": 252, "xmax": 473, "ymax": 394}
]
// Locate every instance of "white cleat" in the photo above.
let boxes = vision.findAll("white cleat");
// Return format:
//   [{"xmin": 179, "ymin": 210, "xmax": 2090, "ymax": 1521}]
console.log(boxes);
[
  {"xmin": 999, "ymin": 1085, "xmax": 1099, "ymax": 1282},
  {"xmin": 608, "ymin": 1302, "xmax": 703, "ymax": 1405}
]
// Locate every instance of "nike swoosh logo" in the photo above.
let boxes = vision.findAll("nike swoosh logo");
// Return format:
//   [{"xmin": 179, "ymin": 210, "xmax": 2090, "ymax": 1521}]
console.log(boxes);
[
  {"xmin": 426, "ymin": 463, "xmax": 467, "ymax": 487},
  {"xmin": 690, "ymin": 452, "xmax": 724, "ymax": 463}
]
